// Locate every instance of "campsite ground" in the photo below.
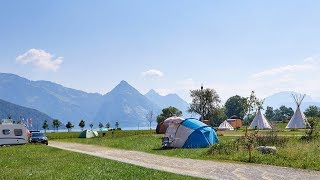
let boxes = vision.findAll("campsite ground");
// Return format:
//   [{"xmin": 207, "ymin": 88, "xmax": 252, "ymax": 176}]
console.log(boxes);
[
  {"xmin": 46, "ymin": 125, "xmax": 320, "ymax": 171},
  {"xmin": 48, "ymin": 141, "xmax": 320, "ymax": 179},
  {"xmin": 1, "ymin": 124, "xmax": 319, "ymax": 179}
]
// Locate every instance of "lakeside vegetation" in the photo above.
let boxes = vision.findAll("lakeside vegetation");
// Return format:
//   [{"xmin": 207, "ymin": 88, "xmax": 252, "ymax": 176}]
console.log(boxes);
[
  {"xmin": 0, "ymin": 144, "xmax": 200, "ymax": 179},
  {"xmin": 51, "ymin": 127, "xmax": 320, "ymax": 171}
]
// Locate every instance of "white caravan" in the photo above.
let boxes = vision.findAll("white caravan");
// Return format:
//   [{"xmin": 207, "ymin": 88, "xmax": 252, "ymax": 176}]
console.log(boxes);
[{"xmin": 0, "ymin": 122, "xmax": 28, "ymax": 146}]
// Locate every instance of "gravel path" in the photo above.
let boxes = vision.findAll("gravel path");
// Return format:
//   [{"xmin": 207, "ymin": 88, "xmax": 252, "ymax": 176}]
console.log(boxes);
[{"xmin": 49, "ymin": 141, "xmax": 320, "ymax": 180}]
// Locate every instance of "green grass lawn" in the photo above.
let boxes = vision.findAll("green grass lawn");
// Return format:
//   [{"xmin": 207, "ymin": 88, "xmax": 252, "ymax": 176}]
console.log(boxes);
[
  {"xmin": 0, "ymin": 144, "xmax": 200, "ymax": 180},
  {"xmin": 54, "ymin": 129, "xmax": 320, "ymax": 171}
]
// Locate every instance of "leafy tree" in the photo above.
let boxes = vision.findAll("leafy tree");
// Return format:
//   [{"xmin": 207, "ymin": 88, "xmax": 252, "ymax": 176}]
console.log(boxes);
[
  {"xmin": 106, "ymin": 122, "xmax": 110, "ymax": 129},
  {"xmin": 272, "ymin": 106, "xmax": 294, "ymax": 122},
  {"xmin": 304, "ymin": 106, "xmax": 320, "ymax": 117},
  {"xmin": 42, "ymin": 120, "xmax": 49, "ymax": 133},
  {"xmin": 265, "ymin": 106, "xmax": 275, "ymax": 121},
  {"xmin": 98, "ymin": 122, "xmax": 104, "ymax": 129},
  {"xmin": 212, "ymin": 107, "xmax": 228, "ymax": 127},
  {"xmin": 79, "ymin": 119, "xmax": 85, "ymax": 131},
  {"xmin": 65, "ymin": 121, "xmax": 74, "ymax": 132},
  {"xmin": 89, "ymin": 122, "xmax": 94, "ymax": 130},
  {"xmin": 157, "ymin": 106, "xmax": 182, "ymax": 124},
  {"xmin": 224, "ymin": 95, "xmax": 247, "ymax": 119},
  {"xmin": 188, "ymin": 87, "xmax": 221, "ymax": 121},
  {"xmin": 52, "ymin": 119, "xmax": 61, "ymax": 132},
  {"xmin": 115, "ymin": 121, "xmax": 119, "ymax": 129},
  {"xmin": 279, "ymin": 106, "xmax": 294, "ymax": 120},
  {"xmin": 146, "ymin": 110, "xmax": 154, "ymax": 131}
]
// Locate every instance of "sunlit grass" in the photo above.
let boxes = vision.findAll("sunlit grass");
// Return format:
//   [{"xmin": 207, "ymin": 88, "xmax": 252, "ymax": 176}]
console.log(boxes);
[{"xmin": 0, "ymin": 144, "xmax": 200, "ymax": 179}]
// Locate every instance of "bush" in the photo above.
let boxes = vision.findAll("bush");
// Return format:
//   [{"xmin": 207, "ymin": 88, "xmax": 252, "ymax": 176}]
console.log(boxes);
[
  {"xmin": 301, "ymin": 117, "xmax": 320, "ymax": 141},
  {"xmin": 255, "ymin": 134, "xmax": 289, "ymax": 147},
  {"xmin": 207, "ymin": 141, "xmax": 237, "ymax": 155}
]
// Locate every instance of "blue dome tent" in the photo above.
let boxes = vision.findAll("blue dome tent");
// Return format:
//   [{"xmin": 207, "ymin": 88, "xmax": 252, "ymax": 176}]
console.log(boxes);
[{"xmin": 163, "ymin": 117, "xmax": 218, "ymax": 148}]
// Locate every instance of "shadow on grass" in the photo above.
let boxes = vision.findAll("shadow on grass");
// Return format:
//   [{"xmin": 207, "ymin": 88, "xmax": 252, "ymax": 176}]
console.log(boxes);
[{"xmin": 152, "ymin": 147, "xmax": 175, "ymax": 151}]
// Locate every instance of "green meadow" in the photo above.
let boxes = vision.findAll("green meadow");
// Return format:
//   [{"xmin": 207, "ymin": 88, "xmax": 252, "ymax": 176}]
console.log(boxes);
[{"xmin": 0, "ymin": 144, "xmax": 200, "ymax": 180}]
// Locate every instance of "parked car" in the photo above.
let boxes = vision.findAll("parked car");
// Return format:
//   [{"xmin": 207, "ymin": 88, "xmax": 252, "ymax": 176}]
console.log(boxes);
[{"xmin": 29, "ymin": 132, "xmax": 48, "ymax": 145}]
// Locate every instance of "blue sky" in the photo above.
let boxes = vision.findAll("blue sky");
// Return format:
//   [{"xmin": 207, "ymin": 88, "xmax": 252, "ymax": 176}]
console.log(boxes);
[{"xmin": 1, "ymin": 1, "xmax": 320, "ymax": 102}]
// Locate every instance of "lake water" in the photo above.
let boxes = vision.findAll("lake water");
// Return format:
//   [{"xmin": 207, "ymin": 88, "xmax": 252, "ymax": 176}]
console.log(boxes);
[{"xmin": 38, "ymin": 126, "xmax": 156, "ymax": 133}]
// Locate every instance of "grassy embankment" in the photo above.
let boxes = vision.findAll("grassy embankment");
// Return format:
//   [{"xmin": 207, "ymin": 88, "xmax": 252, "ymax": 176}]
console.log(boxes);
[
  {"xmin": 0, "ymin": 144, "xmax": 200, "ymax": 179},
  {"xmin": 50, "ymin": 124, "xmax": 320, "ymax": 171}
]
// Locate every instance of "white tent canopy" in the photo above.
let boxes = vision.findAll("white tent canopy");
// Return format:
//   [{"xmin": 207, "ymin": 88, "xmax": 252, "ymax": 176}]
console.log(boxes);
[
  {"xmin": 218, "ymin": 120, "xmax": 234, "ymax": 131},
  {"xmin": 249, "ymin": 109, "xmax": 272, "ymax": 130},
  {"xmin": 286, "ymin": 94, "xmax": 309, "ymax": 129}
]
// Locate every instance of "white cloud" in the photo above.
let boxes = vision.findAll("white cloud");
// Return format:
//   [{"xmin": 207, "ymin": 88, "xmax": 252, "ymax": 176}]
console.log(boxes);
[
  {"xmin": 248, "ymin": 56, "xmax": 320, "ymax": 99},
  {"xmin": 142, "ymin": 69, "xmax": 164, "ymax": 77},
  {"xmin": 253, "ymin": 57, "xmax": 320, "ymax": 79},
  {"xmin": 252, "ymin": 64, "xmax": 313, "ymax": 79},
  {"xmin": 16, "ymin": 49, "xmax": 63, "ymax": 71}
]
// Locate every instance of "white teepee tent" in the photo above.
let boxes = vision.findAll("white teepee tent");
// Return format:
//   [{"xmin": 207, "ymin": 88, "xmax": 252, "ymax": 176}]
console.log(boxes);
[
  {"xmin": 249, "ymin": 109, "xmax": 272, "ymax": 129},
  {"xmin": 218, "ymin": 120, "xmax": 234, "ymax": 131},
  {"xmin": 286, "ymin": 94, "xmax": 309, "ymax": 129}
]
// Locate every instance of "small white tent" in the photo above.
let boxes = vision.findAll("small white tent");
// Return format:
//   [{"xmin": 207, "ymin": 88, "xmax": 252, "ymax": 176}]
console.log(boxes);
[
  {"xmin": 218, "ymin": 120, "xmax": 234, "ymax": 131},
  {"xmin": 286, "ymin": 94, "xmax": 309, "ymax": 129},
  {"xmin": 249, "ymin": 109, "xmax": 272, "ymax": 129}
]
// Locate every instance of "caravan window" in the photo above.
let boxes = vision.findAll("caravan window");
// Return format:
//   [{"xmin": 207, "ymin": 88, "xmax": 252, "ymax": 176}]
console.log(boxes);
[
  {"xmin": 2, "ymin": 129, "xmax": 10, "ymax": 135},
  {"xmin": 14, "ymin": 129, "xmax": 23, "ymax": 136}
]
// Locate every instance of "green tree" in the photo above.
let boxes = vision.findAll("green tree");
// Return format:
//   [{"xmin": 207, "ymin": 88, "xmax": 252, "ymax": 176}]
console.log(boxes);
[
  {"xmin": 106, "ymin": 122, "xmax": 110, "ymax": 129},
  {"xmin": 279, "ymin": 105, "xmax": 294, "ymax": 120},
  {"xmin": 224, "ymin": 95, "xmax": 247, "ymax": 119},
  {"xmin": 98, "ymin": 122, "xmax": 104, "ymax": 129},
  {"xmin": 272, "ymin": 106, "xmax": 294, "ymax": 122},
  {"xmin": 213, "ymin": 107, "xmax": 228, "ymax": 126},
  {"xmin": 65, "ymin": 121, "xmax": 74, "ymax": 132},
  {"xmin": 304, "ymin": 106, "xmax": 320, "ymax": 117},
  {"xmin": 188, "ymin": 87, "xmax": 221, "ymax": 121},
  {"xmin": 115, "ymin": 121, "xmax": 119, "ymax": 129},
  {"xmin": 79, "ymin": 119, "xmax": 85, "ymax": 131},
  {"xmin": 42, "ymin": 120, "xmax": 49, "ymax": 133},
  {"xmin": 89, "ymin": 122, "xmax": 94, "ymax": 130},
  {"xmin": 52, "ymin": 119, "xmax": 61, "ymax": 132},
  {"xmin": 264, "ymin": 106, "xmax": 275, "ymax": 121},
  {"xmin": 157, "ymin": 106, "xmax": 182, "ymax": 124}
]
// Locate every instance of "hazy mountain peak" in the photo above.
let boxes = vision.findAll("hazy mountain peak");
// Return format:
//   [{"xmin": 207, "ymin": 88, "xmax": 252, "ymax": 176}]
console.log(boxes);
[
  {"xmin": 110, "ymin": 80, "xmax": 138, "ymax": 94},
  {"xmin": 264, "ymin": 91, "xmax": 319, "ymax": 111},
  {"xmin": 119, "ymin": 80, "xmax": 129, "ymax": 85},
  {"xmin": 145, "ymin": 89, "xmax": 160, "ymax": 96}
]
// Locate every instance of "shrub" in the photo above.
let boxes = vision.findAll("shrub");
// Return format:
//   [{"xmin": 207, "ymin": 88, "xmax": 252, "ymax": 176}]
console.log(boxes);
[
  {"xmin": 255, "ymin": 133, "xmax": 289, "ymax": 147},
  {"xmin": 207, "ymin": 141, "xmax": 237, "ymax": 155},
  {"xmin": 301, "ymin": 117, "xmax": 320, "ymax": 141}
]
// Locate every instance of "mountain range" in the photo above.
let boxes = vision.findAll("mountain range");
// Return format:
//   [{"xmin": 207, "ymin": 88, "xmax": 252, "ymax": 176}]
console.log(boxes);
[
  {"xmin": 263, "ymin": 91, "xmax": 320, "ymax": 111},
  {"xmin": 0, "ymin": 98, "xmax": 53, "ymax": 129},
  {"xmin": 145, "ymin": 89, "xmax": 191, "ymax": 116},
  {"xmin": 0, "ymin": 73, "xmax": 189, "ymax": 128},
  {"xmin": 1, "ymin": 72, "xmax": 319, "ymax": 128}
]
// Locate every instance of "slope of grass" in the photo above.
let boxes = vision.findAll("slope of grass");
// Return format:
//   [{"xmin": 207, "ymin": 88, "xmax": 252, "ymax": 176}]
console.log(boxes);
[{"xmin": 0, "ymin": 144, "xmax": 200, "ymax": 179}]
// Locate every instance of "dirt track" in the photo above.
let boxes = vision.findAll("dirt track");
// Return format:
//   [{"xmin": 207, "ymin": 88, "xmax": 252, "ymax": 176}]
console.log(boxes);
[{"xmin": 49, "ymin": 141, "xmax": 320, "ymax": 180}]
